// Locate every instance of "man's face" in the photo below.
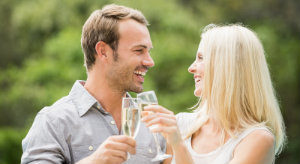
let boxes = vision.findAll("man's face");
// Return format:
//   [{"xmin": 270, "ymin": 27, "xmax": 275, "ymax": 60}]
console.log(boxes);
[{"xmin": 106, "ymin": 19, "xmax": 154, "ymax": 93}]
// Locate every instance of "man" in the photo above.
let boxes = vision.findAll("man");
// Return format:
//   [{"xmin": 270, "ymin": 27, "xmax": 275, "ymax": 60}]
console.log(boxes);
[{"xmin": 21, "ymin": 4, "xmax": 165, "ymax": 164}]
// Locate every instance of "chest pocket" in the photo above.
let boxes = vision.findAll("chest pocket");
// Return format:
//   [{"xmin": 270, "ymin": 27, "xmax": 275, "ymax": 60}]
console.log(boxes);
[{"xmin": 72, "ymin": 143, "xmax": 100, "ymax": 163}]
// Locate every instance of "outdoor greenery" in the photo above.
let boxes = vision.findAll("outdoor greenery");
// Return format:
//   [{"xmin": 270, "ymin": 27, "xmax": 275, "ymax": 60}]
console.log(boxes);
[{"xmin": 0, "ymin": 0, "xmax": 299, "ymax": 163}]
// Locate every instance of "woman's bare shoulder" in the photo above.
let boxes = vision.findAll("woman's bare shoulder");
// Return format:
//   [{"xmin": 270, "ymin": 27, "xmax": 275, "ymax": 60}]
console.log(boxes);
[{"xmin": 230, "ymin": 129, "xmax": 275, "ymax": 164}]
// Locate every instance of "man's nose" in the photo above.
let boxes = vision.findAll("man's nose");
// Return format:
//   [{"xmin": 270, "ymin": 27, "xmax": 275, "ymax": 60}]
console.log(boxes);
[{"xmin": 142, "ymin": 54, "xmax": 155, "ymax": 67}]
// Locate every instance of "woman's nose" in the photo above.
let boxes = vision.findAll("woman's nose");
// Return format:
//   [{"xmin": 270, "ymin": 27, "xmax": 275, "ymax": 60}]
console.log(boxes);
[{"xmin": 188, "ymin": 61, "xmax": 196, "ymax": 73}]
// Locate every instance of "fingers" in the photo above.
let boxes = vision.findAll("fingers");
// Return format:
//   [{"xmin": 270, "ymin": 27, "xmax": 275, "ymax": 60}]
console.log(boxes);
[
  {"xmin": 141, "ymin": 108, "xmax": 183, "ymax": 146},
  {"xmin": 149, "ymin": 125, "xmax": 183, "ymax": 147},
  {"xmin": 110, "ymin": 135, "xmax": 136, "ymax": 148},
  {"xmin": 141, "ymin": 111, "xmax": 153, "ymax": 117},
  {"xmin": 90, "ymin": 135, "xmax": 136, "ymax": 163},
  {"xmin": 143, "ymin": 105, "xmax": 174, "ymax": 115},
  {"xmin": 109, "ymin": 135, "xmax": 136, "ymax": 154},
  {"xmin": 142, "ymin": 112, "xmax": 177, "ymax": 127},
  {"xmin": 99, "ymin": 149, "xmax": 127, "ymax": 164},
  {"xmin": 106, "ymin": 149, "xmax": 127, "ymax": 161},
  {"xmin": 105, "ymin": 139, "xmax": 136, "ymax": 155},
  {"xmin": 148, "ymin": 125, "xmax": 178, "ymax": 134}
]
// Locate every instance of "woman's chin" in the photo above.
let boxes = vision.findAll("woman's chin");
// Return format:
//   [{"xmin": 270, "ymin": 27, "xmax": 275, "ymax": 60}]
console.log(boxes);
[{"xmin": 194, "ymin": 90, "xmax": 202, "ymax": 97}]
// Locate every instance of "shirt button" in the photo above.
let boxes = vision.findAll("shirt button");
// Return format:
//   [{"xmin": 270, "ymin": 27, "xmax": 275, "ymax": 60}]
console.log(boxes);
[
  {"xmin": 148, "ymin": 148, "xmax": 152, "ymax": 153},
  {"xmin": 89, "ymin": 146, "xmax": 93, "ymax": 151},
  {"xmin": 110, "ymin": 120, "xmax": 116, "ymax": 125}
]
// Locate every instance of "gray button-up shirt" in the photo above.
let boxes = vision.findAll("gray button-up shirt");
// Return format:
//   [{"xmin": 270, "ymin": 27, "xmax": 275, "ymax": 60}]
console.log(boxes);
[{"xmin": 21, "ymin": 80, "xmax": 166, "ymax": 164}]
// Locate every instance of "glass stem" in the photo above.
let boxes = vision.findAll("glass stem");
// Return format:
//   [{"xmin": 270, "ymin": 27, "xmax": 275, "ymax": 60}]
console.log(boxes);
[{"xmin": 153, "ymin": 132, "xmax": 162, "ymax": 153}]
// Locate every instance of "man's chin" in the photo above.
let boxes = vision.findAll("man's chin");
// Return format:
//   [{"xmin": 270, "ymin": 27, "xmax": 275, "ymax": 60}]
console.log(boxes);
[
  {"xmin": 134, "ymin": 87, "xmax": 143, "ymax": 93},
  {"xmin": 127, "ymin": 85, "xmax": 143, "ymax": 93}
]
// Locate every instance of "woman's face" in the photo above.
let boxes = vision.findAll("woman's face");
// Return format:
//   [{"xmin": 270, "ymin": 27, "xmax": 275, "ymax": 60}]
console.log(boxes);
[{"xmin": 188, "ymin": 46, "xmax": 204, "ymax": 97}]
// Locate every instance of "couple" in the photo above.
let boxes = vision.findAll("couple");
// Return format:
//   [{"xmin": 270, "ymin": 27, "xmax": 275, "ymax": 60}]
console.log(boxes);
[{"xmin": 21, "ymin": 4, "xmax": 286, "ymax": 164}]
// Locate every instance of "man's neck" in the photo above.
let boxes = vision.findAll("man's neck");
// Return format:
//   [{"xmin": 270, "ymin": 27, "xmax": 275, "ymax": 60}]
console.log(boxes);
[{"xmin": 84, "ymin": 73, "xmax": 125, "ymax": 131}]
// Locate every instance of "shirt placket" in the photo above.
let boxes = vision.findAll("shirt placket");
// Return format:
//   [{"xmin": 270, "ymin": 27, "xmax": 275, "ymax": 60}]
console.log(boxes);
[
  {"xmin": 103, "ymin": 114, "xmax": 119, "ymax": 135},
  {"xmin": 95, "ymin": 103, "xmax": 119, "ymax": 135}
]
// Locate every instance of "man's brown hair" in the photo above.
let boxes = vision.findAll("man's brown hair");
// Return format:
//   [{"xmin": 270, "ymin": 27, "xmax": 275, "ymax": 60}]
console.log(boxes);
[{"xmin": 81, "ymin": 4, "xmax": 149, "ymax": 70}]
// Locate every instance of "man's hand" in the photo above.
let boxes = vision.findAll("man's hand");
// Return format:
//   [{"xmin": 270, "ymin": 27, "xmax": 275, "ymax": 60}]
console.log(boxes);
[{"xmin": 77, "ymin": 135, "xmax": 136, "ymax": 164}]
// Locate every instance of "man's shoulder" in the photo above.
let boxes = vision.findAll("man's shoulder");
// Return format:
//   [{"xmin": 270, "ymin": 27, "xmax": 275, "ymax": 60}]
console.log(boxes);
[{"xmin": 37, "ymin": 95, "xmax": 77, "ymax": 122}]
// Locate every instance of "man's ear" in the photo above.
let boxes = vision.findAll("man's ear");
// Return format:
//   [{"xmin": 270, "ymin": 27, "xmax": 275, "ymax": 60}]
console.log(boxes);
[{"xmin": 95, "ymin": 41, "xmax": 107, "ymax": 58}]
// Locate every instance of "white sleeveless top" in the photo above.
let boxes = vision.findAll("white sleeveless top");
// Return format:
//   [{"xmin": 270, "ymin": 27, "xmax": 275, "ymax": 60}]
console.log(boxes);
[{"xmin": 171, "ymin": 112, "xmax": 273, "ymax": 164}]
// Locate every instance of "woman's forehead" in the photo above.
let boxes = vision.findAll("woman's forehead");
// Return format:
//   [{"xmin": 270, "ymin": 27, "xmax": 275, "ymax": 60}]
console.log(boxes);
[
  {"xmin": 196, "ymin": 47, "xmax": 203, "ymax": 56},
  {"xmin": 197, "ymin": 41, "xmax": 204, "ymax": 54}
]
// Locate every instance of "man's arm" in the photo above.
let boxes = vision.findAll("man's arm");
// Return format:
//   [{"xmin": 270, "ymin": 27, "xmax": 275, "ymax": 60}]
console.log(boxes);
[
  {"xmin": 22, "ymin": 113, "xmax": 137, "ymax": 164},
  {"xmin": 21, "ymin": 113, "xmax": 67, "ymax": 163}
]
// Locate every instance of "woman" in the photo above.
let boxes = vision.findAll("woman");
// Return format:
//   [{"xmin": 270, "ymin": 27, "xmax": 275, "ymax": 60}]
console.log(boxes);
[{"xmin": 142, "ymin": 24, "xmax": 286, "ymax": 164}]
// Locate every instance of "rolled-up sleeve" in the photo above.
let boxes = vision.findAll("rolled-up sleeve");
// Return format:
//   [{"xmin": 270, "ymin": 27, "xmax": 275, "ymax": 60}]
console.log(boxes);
[{"xmin": 21, "ymin": 112, "xmax": 68, "ymax": 164}]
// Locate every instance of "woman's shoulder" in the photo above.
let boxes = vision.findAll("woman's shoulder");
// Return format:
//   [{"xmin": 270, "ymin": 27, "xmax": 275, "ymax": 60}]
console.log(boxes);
[
  {"xmin": 238, "ymin": 126, "xmax": 274, "ymax": 141},
  {"xmin": 231, "ymin": 127, "xmax": 275, "ymax": 163},
  {"xmin": 241, "ymin": 127, "xmax": 275, "ymax": 146}
]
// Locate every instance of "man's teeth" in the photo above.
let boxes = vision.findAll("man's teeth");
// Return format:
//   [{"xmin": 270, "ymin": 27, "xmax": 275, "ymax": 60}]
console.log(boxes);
[{"xmin": 134, "ymin": 71, "xmax": 146, "ymax": 76}]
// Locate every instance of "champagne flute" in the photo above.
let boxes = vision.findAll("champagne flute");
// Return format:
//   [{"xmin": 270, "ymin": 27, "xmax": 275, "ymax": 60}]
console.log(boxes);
[
  {"xmin": 122, "ymin": 97, "xmax": 141, "ymax": 159},
  {"xmin": 137, "ymin": 91, "xmax": 172, "ymax": 162}
]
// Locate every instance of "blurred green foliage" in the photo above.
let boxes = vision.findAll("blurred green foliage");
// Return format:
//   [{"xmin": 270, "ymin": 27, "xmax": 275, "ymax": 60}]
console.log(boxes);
[
  {"xmin": 0, "ymin": 0, "xmax": 299, "ymax": 163},
  {"xmin": 0, "ymin": 128, "xmax": 24, "ymax": 164}
]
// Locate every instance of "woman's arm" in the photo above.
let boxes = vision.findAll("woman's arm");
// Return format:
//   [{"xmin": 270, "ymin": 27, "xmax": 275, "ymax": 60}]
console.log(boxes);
[
  {"xmin": 229, "ymin": 129, "xmax": 275, "ymax": 164},
  {"xmin": 163, "ymin": 141, "xmax": 194, "ymax": 164}
]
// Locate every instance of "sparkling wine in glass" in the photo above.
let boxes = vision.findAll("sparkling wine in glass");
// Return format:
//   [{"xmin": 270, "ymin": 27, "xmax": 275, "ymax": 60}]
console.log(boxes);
[
  {"xmin": 122, "ymin": 98, "xmax": 141, "ymax": 159},
  {"xmin": 137, "ymin": 91, "xmax": 172, "ymax": 162}
]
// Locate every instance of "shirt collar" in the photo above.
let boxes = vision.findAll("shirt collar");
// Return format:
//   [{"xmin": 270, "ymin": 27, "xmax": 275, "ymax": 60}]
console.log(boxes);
[
  {"xmin": 69, "ymin": 80, "xmax": 97, "ymax": 117},
  {"xmin": 93, "ymin": 92, "xmax": 132, "ymax": 115},
  {"xmin": 94, "ymin": 101, "xmax": 109, "ymax": 115},
  {"xmin": 69, "ymin": 80, "xmax": 132, "ymax": 117}
]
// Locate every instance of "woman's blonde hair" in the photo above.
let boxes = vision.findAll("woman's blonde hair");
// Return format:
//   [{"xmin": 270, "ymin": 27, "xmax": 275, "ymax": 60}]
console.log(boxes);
[{"xmin": 185, "ymin": 24, "xmax": 286, "ymax": 155}]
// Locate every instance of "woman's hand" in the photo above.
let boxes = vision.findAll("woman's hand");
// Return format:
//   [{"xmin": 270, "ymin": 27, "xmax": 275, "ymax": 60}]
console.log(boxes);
[
  {"xmin": 141, "ymin": 105, "xmax": 183, "ymax": 147},
  {"xmin": 141, "ymin": 105, "xmax": 194, "ymax": 164}
]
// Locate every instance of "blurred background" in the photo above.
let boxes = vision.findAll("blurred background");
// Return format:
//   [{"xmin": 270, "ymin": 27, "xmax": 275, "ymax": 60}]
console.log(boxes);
[{"xmin": 0, "ymin": 0, "xmax": 299, "ymax": 163}]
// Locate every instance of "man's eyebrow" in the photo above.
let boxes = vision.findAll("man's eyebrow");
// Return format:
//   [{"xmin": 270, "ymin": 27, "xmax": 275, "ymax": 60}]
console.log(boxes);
[{"xmin": 132, "ymin": 45, "xmax": 153, "ymax": 50}]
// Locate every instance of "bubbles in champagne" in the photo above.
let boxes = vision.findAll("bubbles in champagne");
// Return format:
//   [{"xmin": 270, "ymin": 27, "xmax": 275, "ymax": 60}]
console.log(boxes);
[{"xmin": 122, "ymin": 107, "xmax": 141, "ymax": 138}]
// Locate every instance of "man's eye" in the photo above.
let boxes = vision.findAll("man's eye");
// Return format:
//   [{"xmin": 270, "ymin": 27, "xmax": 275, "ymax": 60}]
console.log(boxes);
[{"xmin": 135, "ymin": 49, "xmax": 143, "ymax": 52}]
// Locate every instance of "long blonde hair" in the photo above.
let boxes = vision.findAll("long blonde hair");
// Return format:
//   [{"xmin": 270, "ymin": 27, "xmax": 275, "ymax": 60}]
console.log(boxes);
[{"xmin": 185, "ymin": 24, "xmax": 286, "ymax": 155}]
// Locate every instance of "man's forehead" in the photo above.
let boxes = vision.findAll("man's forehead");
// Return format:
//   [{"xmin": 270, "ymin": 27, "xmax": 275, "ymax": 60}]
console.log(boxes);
[
  {"xmin": 117, "ymin": 20, "xmax": 152, "ymax": 49},
  {"xmin": 118, "ymin": 19, "xmax": 149, "ymax": 35}
]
